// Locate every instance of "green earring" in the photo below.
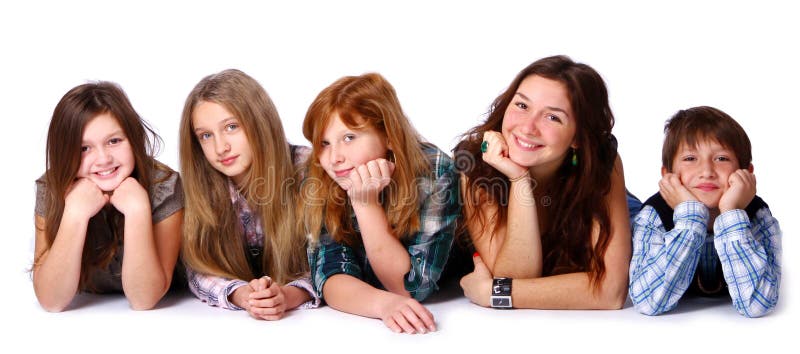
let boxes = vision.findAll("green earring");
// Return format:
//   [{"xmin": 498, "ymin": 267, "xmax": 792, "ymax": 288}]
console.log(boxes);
[{"xmin": 571, "ymin": 150, "xmax": 578, "ymax": 167}]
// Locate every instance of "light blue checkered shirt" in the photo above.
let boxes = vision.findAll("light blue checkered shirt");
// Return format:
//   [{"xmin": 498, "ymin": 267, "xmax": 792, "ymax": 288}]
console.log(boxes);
[{"xmin": 629, "ymin": 200, "xmax": 781, "ymax": 317}]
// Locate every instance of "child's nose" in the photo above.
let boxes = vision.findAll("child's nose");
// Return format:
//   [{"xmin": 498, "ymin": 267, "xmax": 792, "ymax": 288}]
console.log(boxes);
[
  {"xmin": 215, "ymin": 137, "xmax": 230, "ymax": 155},
  {"xmin": 330, "ymin": 144, "xmax": 344, "ymax": 164},
  {"xmin": 699, "ymin": 160, "xmax": 717, "ymax": 178},
  {"xmin": 97, "ymin": 148, "xmax": 113, "ymax": 164},
  {"xmin": 519, "ymin": 114, "xmax": 540, "ymax": 136}
]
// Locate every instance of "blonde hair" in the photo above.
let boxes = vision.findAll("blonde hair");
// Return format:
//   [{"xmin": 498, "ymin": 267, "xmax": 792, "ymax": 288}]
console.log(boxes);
[
  {"xmin": 300, "ymin": 73, "xmax": 429, "ymax": 246},
  {"xmin": 179, "ymin": 69, "xmax": 306, "ymax": 284}
]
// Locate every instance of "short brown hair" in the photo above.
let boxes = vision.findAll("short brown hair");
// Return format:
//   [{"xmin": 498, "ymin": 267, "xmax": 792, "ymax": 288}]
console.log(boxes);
[{"xmin": 662, "ymin": 106, "xmax": 752, "ymax": 171}]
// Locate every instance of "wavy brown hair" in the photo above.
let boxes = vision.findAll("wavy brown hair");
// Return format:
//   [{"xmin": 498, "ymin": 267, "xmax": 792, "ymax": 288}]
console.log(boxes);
[
  {"xmin": 37, "ymin": 81, "xmax": 164, "ymax": 290},
  {"xmin": 300, "ymin": 73, "xmax": 429, "ymax": 246},
  {"xmin": 662, "ymin": 106, "xmax": 752, "ymax": 172},
  {"xmin": 454, "ymin": 55, "xmax": 617, "ymax": 288},
  {"xmin": 179, "ymin": 69, "xmax": 306, "ymax": 284}
]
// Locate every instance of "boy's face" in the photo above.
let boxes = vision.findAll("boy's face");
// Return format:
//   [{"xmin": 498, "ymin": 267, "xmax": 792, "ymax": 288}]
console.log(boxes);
[{"xmin": 665, "ymin": 139, "xmax": 743, "ymax": 209}]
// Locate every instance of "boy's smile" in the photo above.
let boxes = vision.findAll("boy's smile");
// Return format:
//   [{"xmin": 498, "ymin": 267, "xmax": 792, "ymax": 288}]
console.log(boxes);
[{"xmin": 667, "ymin": 139, "xmax": 740, "ymax": 209}]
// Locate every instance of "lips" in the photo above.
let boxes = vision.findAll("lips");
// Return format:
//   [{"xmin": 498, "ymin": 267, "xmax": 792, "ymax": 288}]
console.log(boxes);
[
  {"xmin": 93, "ymin": 166, "xmax": 119, "ymax": 179},
  {"xmin": 334, "ymin": 168, "xmax": 353, "ymax": 177},
  {"xmin": 514, "ymin": 135, "xmax": 542, "ymax": 151},
  {"xmin": 220, "ymin": 155, "xmax": 238, "ymax": 166},
  {"xmin": 695, "ymin": 183, "xmax": 719, "ymax": 192}
]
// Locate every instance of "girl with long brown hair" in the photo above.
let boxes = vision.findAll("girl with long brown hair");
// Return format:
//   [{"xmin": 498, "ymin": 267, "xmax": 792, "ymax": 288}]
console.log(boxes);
[
  {"xmin": 301, "ymin": 73, "xmax": 460, "ymax": 334},
  {"xmin": 33, "ymin": 82, "xmax": 184, "ymax": 312},
  {"xmin": 179, "ymin": 69, "xmax": 317, "ymax": 320},
  {"xmin": 457, "ymin": 55, "xmax": 636, "ymax": 309}
]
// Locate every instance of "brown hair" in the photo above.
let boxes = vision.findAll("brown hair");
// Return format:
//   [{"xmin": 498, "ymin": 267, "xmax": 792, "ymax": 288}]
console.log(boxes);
[
  {"xmin": 662, "ymin": 106, "xmax": 752, "ymax": 171},
  {"xmin": 38, "ymin": 81, "xmax": 164, "ymax": 290},
  {"xmin": 454, "ymin": 55, "xmax": 617, "ymax": 288},
  {"xmin": 179, "ymin": 69, "xmax": 306, "ymax": 284},
  {"xmin": 300, "ymin": 73, "xmax": 430, "ymax": 246}
]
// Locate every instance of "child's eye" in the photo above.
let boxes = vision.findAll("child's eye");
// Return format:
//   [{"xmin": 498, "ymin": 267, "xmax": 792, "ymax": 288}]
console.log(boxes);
[
  {"xmin": 514, "ymin": 102, "xmax": 528, "ymax": 110},
  {"xmin": 108, "ymin": 138, "xmax": 123, "ymax": 145},
  {"xmin": 197, "ymin": 132, "xmax": 212, "ymax": 141},
  {"xmin": 81, "ymin": 146, "xmax": 90, "ymax": 153},
  {"xmin": 320, "ymin": 140, "xmax": 330, "ymax": 147},
  {"xmin": 225, "ymin": 123, "xmax": 238, "ymax": 132},
  {"xmin": 546, "ymin": 114, "xmax": 562, "ymax": 123},
  {"xmin": 343, "ymin": 134, "xmax": 356, "ymax": 142},
  {"xmin": 715, "ymin": 156, "xmax": 731, "ymax": 162},
  {"xmin": 682, "ymin": 155, "xmax": 696, "ymax": 162}
]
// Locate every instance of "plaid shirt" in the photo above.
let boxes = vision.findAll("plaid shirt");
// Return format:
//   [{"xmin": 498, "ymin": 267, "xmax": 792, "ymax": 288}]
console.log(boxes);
[
  {"xmin": 629, "ymin": 200, "xmax": 781, "ymax": 317},
  {"xmin": 308, "ymin": 143, "xmax": 460, "ymax": 302},
  {"xmin": 187, "ymin": 146, "xmax": 319, "ymax": 310}
]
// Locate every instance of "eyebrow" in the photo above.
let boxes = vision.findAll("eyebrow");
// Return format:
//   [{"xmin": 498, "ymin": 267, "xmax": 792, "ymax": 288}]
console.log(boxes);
[
  {"xmin": 514, "ymin": 92, "xmax": 570, "ymax": 116},
  {"xmin": 83, "ymin": 130, "xmax": 124, "ymax": 144},
  {"xmin": 194, "ymin": 117, "xmax": 238, "ymax": 133}
]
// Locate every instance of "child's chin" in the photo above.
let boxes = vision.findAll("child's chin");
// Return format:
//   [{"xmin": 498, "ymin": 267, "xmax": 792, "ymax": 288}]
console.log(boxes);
[{"xmin": 94, "ymin": 179, "xmax": 123, "ymax": 193}]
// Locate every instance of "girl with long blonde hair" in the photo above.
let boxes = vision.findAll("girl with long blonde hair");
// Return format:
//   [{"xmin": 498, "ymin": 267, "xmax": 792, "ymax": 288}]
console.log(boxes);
[{"xmin": 180, "ymin": 69, "xmax": 317, "ymax": 320}]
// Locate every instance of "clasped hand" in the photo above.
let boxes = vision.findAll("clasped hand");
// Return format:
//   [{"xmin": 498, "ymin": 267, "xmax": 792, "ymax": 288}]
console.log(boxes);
[{"xmin": 65, "ymin": 177, "xmax": 149, "ymax": 220}]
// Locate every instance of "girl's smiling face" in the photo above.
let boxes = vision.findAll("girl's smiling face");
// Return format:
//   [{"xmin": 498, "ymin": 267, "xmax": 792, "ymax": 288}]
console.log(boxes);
[{"xmin": 76, "ymin": 113, "xmax": 135, "ymax": 192}]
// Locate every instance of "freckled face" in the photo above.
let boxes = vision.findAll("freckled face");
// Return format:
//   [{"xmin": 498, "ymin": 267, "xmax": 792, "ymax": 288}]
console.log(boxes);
[{"xmin": 318, "ymin": 114, "xmax": 388, "ymax": 188}]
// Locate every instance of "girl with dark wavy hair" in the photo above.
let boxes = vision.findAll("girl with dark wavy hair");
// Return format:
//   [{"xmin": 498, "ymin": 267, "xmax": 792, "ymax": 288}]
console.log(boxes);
[{"xmin": 456, "ymin": 55, "xmax": 637, "ymax": 309}]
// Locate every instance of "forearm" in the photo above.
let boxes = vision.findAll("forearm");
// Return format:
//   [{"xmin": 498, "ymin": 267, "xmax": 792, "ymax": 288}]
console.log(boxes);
[
  {"xmin": 493, "ymin": 177, "xmax": 542, "ymax": 278},
  {"xmin": 353, "ymin": 203, "xmax": 411, "ymax": 295},
  {"xmin": 33, "ymin": 215, "xmax": 87, "ymax": 312},
  {"xmin": 629, "ymin": 204, "xmax": 706, "ymax": 315},
  {"xmin": 714, "ymin": 209, "xmax": 781, "ymax": 317},
  {"xmin": 511, "ymin": 272, "xmax": 627, "ymax": 310},
  {"xmin": 282, "ymin": 285, "xmax": 312, "ymax": 310},
  {"xmin": 322, "ymin": 274, "xmax": 402, "ymax": 319},
  {"xmin": 120, "ymin": 212, "xmax": 167, "ymax": 310}
]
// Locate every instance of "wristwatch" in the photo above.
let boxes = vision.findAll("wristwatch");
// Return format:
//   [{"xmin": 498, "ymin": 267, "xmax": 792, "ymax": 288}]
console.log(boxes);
[{"xmin": 490, "ymin": 277, "xmax": 513, "ymax": 308}]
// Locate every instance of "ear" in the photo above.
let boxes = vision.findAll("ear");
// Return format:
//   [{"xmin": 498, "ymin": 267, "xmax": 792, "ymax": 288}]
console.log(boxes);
[
  {"xmin": 747, "ymin": 163, "xmax": 754, "ymax": 173},
  {"xmin": 661, "ymin": 166, "xmax": 668, "ymax": 177}
]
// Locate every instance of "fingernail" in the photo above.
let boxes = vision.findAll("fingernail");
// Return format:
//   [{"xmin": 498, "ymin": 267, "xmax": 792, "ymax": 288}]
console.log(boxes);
[{"xmin": 473, "ymin": 252, "xmax": 480, "ymax": 258}]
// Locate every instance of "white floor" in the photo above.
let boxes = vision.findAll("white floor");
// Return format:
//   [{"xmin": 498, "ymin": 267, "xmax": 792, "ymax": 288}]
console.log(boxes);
[{"xmin": 9, "ymin": 272, "xmax": 792, "ymax": 353}]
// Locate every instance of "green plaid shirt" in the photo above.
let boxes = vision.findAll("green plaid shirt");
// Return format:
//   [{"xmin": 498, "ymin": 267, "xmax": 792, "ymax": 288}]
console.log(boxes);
[{"xmin": 308, "ymin": 143, "xmax": 460, "ymax": 302}]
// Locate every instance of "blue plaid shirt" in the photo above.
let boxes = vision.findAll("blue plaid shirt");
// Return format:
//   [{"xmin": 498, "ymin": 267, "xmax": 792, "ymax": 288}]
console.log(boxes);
[
  {"xmin": 629, "ymin": 200, "xmax": 781, "ymax": 317},
  {"xmin": 308, "ymin": 143, "xmax": 460, "ymax": 302}
]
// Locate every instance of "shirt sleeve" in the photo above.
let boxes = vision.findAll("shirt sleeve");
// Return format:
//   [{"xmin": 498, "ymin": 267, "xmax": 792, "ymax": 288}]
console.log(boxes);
[
  {"xmin": 185, "ymin": 266, "xmax": 248, "ymax": 310},
  {"xmin": 713, "ymin": 207, "xmax": 782, "ymax": 317},
  {"xmin": 308, "ymin": 233, "xmax": 364, "ymax": 300},
  {"xmin": 150, "ymin": 169, "xmax": 184, "ymax": 224},
  {"xmin": 402, "ymin": 153, "xmax": 460, "ymax": 301},
  {"xmin": 628, "ymin": 201, "xmax": 709, "ymax": 315},
  {"xmin": 286, "ymin": 275, "xmax": 321, "ymax": 309}
]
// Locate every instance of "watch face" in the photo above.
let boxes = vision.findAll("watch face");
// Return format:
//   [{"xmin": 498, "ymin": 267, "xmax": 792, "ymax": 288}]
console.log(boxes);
[{"xmin": 492, "ymin": 297, "xmax": 511, "ymax": 308}]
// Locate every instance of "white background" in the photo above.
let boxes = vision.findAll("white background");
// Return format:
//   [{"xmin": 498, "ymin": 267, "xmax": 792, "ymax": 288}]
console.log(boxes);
[{"xmin": 1, "ymin": 1, "xmax": 796, "ymax": 352}]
